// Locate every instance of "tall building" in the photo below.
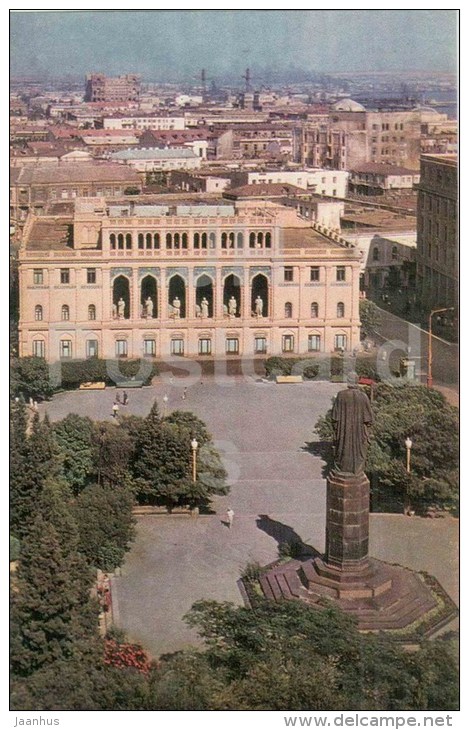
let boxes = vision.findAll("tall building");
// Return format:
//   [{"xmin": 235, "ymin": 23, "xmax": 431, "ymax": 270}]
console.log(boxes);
[
  {"xmin": 84, "ymin": 74, "xmax": 141, "ymax": 103},
  {"xmin": 416, "ymin": 154, "xmax": 458, "ymax": 311},
  {"xmin": 18, "ymin": 199, "xmax": 361, "ymax": 362}
]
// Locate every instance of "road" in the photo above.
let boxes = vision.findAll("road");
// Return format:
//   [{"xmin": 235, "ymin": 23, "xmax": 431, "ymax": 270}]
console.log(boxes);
[{"xmin": 372, "ymin": 306, "xmax": 458, "ymax": 390}]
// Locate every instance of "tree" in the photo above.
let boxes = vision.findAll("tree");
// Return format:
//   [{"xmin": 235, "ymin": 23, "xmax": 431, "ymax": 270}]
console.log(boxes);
[
  {"xmin": 94, "ymin": 420, "xmax": 137, "ymax": 487},
  {"xmin": 52, "ymin": 414, "xmax": 95, "ymax": 494},
  {"xmin": 359, "ymin": 299, "xmax": 382, "ymax": 339},
  {"xmin": 315, "ymin": 383, "xmax": 459, "ymax": 512},
  {"xmin": 11, "ymin": 357, "xmax": 55, "ymax": 400},
  {"xmin": 73, "ymin": 482, "xmax": 136, "ymax": 572},
  {"xmin": 164, "ymin": 410, "xmax": 211, "ymax": 446}
]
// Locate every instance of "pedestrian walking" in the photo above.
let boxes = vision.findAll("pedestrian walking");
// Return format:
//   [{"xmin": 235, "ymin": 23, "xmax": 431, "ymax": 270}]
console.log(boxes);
[
  {"xmin": 182, "ymin": 387, "xmax": 187, "ymax": 400},
  {"xmin": 123, "ymin": 391, "xmax": 128, "ymax": 405},
  {"xmin": 226, "ymin": 508, "xmax": 234, "ymax": 529},
  {"xmin": 116, "ymin": 391, "xmax": 121, "ymax": 404},
  {"xmin": 112, "ymin": 402, "xmax": 119, "ymax": 419}
]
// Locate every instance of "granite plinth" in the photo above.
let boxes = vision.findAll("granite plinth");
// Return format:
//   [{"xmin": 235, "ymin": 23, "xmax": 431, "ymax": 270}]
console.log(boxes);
[{"xmin": 325, "ymin": 470, "xmax": 370, "ymax": 570}]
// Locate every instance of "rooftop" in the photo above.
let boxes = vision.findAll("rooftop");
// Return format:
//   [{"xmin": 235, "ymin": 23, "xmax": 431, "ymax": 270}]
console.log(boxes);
[
  {"xmin": 26, "ymin": 219, "xmax": 73, "ymax": 250},
  {"xmin": 11, "ymin": 163, "xmax": 141, "ymax": 185},
  {"xmin": 224, "ymin": 183, "xmax": 306, "ymax": 199},
  {"xmin": 110, "ymin": 147, "xmax": 198, "ymax": 160},
  {"xmin": 350, "ymin": 163, "xmax": 419, "ymax": 176}
]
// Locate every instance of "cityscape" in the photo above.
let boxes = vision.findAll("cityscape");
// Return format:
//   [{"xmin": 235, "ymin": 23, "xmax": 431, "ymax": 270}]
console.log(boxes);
[{"xmin": 9, "ymin": 9, "xmax": 459, "ymax": 721}]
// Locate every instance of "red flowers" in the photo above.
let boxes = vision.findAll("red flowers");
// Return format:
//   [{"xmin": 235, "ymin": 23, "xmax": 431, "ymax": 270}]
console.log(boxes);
[{"xmin": 104, "ymin": 638, "xmax": 151, "ymax": 674}]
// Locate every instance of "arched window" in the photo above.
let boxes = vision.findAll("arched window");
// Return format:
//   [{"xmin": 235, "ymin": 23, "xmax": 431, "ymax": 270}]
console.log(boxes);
[
  {"xmin": 174, "ymin": 233, "xmax": 180, "ymax": 249},
  {"xmin": 35, "ymin": 305, "xmax": 43, "ymax": 321},
  {"xmin": 117, "ymin": 233, "xmax": 124, "ymax": 250},
  {"xmin": 138, "ymin": 233, "xmax": 144, "ymax": 249},
  {"xmin": 154, "ymin": 233, "xmax": 160, "ymax": 249},
  {"xmin": 166, "ymin": 233, "xmax": 172, "ymax": 249},
  {"xmin": 337, "ymin": 302, "xmax": 345, "ymax": 318},
  {"xmin": 257, "ymin": 232, "xmax": 264, "ymax": 247},
  {"xmin": 284, "ymin": 302, "xmax": 293, "ymax": 318},
  {"xmin": 221, "ymin": 232, "xmax": 228, "ymax": 249},
  {"xmin": 88, "ymin": 304, "xmax": 96, "ymax": 321},
  {"xmin": 61, "ymin": 304, "xmax": 70, "ymax": 321},
  {"xmin": 229, "ymin": 232, "xmax": 235, "ymax": 248},
  {"xmin": 209, "ymin": 232, "xmax": 216, "ymax": 248},
  {"xmin": 146, "ymin": 233, "xmax": 153, "ymax": 249},
  {"xmin": 125, "ymin": 233, "xmax": 132, "ymax": 249},
  {"xmin": 311, "ymin": 302, "xmax": 319, "ymax": 318},
  {"xmin": 249, "ymin": 232, "xmax": 256, "ymax": 248},
  {"xmin": 193, "ymin": 232, "xmax": 200, "ymax": 249},
  {"xmin": 265, "ymin": 232, "xmax": 272, "ymax": 248},
  {"xmin": 201, "ymin": 232, "xmax": 207, "ymax": 249},
  {"xmin": 237, "ymin": 232, "xmax": 243, "ymax": 248},
  {"xmin": 182, "ymin": 233, "xmax": 188, "ymax": 249},
  {"xmin": 110, "ymin": 233, "xmax": 116, "ymax": 249},
  {"xmin": 372, "ymin": 246, "xmax": 379, "ymax": 261}
]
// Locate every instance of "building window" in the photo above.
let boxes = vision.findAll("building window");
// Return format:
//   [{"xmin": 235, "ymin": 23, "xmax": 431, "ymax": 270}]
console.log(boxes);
[
  {"xmin": 60, "ymin": 268, "xmax": 70, "ymax": 284},
  {"xmin": 199, "ymin": 338, "xmax": 212, "ymax": 355},
  {"xmin": 308, "ymin": 334, "xmax": 321, "ymax": 352},
  {"xmin": 60, "ymin": 340, "xmax": 72, "ymax": 359},
  {"xmin": 226, "ymin": 338, "xmax": 239, "ymax": 354},
  {"xmin": 115, "ymin": 339, "xmax": 128, "ymax": 358},
  {"xmin": 86, "ymin": 340, "xmax": 99, "ymax": 358},
  {"xmin": 284, "ymin": 302, "xmax": 293, "ymax": 318},
  {"xmin": 143, "ymin": 339, "xmax": 156, "ymax": 356},
  {"xmin": 88, "ymin": 304, "xmax": 96, "ymax": 320},
  {"xmin": 337, "ymin": 302, "xmax": 345, "ymax": 318},
  {"xmin": 334, "ymin": 334, "xmax": 347, "ymax": 351},
  {"xmin": 310, "ymin": 266, "xmax": 320, "ymax": 282},
  {"xmin": 311, "ymin": 302, "xmax": 319, "ymax": 318},
  {"xmin": 282, "ymin": 335, "xmax": 294, "ymax": 353},
  {"xmin": 32, "ymin": 340, "xmax": 45, "ymax": 358},
  {"xmin": 255, "ymin": 337, "xmax": 267, "ymax": 354},
  {"xmin": 372, "ymin": 247, "xmax": 379, "ymax": 261},
  {"xmin": 34, "ymin": 305, "xmax": 43, "ymax": 321},
  {"xmin": 391, "ymin": 246, "xmax": 398, "ymax": 260},
  {"xmin": 336, "ymin": 266, "xmax": 346, "ymax": 282},
  {"xmin": 171, "ymin": 338, "xmax": 184, "ymax": 355},
  {"xmin": 284, "ymin": 266, "xmax": 294, "ymax": 282},
  {"xmin": 87, "ymin": 268, "xmax": 96, "ymax": 284},
  {"xmin": 61, "ymin": 304, "xmax": 70, "ymax": 321},
  {"xmin": 33, "ymin": 269, "xmax": 44, "ymax": 285}
]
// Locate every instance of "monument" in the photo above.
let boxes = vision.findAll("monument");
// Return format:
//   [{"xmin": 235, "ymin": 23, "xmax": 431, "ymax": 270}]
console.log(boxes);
[{"xmin": 252, "ymin": 373, "xmax": 457, "ymax": 640}]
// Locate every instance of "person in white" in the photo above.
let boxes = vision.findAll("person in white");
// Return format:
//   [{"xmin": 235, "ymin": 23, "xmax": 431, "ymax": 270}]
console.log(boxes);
[{"xmin": 226, "ymin": 508, "xmax": 234, "ymax": 529}]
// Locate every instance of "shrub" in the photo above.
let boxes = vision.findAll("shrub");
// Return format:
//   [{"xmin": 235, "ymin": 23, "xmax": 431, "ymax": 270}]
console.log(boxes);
[
  {"xmin": 11, "ymin": 357, "xmax": 55, "ymax": 400},
  {"xmin": 58, "ymin": 359, "xmax": 159, "ymax": 389},
  {"xmin": 264, "ymin": 357, "xmax": 292, "ymax": 377}
]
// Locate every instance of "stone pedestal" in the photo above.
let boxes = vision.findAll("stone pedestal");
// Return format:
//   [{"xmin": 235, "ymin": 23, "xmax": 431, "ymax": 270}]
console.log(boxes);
[{"xmin": 325, "ymin": 470, "xmax": 370, "ymax": 571}]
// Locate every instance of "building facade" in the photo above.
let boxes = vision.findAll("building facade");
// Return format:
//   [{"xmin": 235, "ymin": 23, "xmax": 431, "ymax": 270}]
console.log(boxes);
[
  {"xmin": 416, "ymin": 154, "xmax": 458, "ymax": 310},
  {"xmin": 18, "ymin": 199, "xmax": 361, "ymax": 362},
  {"xmin": 84, "ymin": 74, "xmax": 141, "ymax": 103}
]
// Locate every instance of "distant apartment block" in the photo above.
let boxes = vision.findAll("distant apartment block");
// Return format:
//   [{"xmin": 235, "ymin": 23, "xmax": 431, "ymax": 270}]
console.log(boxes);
[
  {"xmin": 84, "ymin": 74, "xmax": 141, "ymax": 103},
  {"xmin": 103, "ymin": 114, "xmax": 186, "ymax": 131}
]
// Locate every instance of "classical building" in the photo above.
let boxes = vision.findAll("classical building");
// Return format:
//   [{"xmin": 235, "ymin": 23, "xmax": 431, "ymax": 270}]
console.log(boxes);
[
  {"xmin": 84, "ymin": 74, "xmax": 141, "ymax": 103},
  {"xmin": 416, "ymin": 154, "xmax": 458, "ymax": 310},
  {"xmin": 18, "ymin": 199, "xmax": 361, "ymax": 362}
]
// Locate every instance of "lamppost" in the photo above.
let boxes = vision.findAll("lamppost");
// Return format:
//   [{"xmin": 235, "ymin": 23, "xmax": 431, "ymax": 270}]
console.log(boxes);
[
  {"xmin": 191, "ymin": 438, "xmax": 198, "ymax": 483},
  {"xmin": 427, "ymin": 307, "xmax": 454, "ymax": 387},
  {"xmin": 404, "ymin": 437, "xmax": 412, "ymax": 515},
  {"xmin": 163, "ymin": 394, "xmax": 168, "ymax": 417}
]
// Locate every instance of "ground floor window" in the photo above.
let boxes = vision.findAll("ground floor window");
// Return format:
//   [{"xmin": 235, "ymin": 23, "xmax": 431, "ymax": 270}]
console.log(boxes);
[
  {"xmin": 308, "ymin": 334, "xmax": 321, "ymax": 352},
  {"xmin": 60, "ymin": 340, "xmax": 72, "ymax": 359},
  {"xmin": 86, "ymin": 339, "xmax": 99, "ymax": 358},
  {"xmin": 115, "ymin": 339, "xmax": 128, "ymax": 358},
  {"xmin": 282, "ymin": 334, "xmax": 294, "ymax": 353},
  {"xmin": 198, "ymin": 338, "xmax": 212, "ymax": 355},
  {"xmin": 226, "ymin": 338, "xmax": 239, "ymax": 354},
  {"xmin": 334, "ymin": 334, "xmax": 347, "ymax": 351},
  {"xmin": 32, "ymin": 340, "xmax": 45, "ymax": 358},
  {"xmin": 171, "ymin": 338, "xmax": 184, "ymax": 355},
  {"xmin": 143, "ymin": 338, "xmax": 156, "ymax": 356},
  {"xmin": 254, "ymin": 336, "xmax": 267, "ymax": 354}
]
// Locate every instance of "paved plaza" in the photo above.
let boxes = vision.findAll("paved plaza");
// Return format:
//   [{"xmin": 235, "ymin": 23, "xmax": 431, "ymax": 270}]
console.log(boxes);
[{"xmin": 41, "ymin": 377, "xmax": 459, "ymax": 658}]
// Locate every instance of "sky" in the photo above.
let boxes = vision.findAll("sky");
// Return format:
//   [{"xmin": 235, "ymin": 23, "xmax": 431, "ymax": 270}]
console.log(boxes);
[{"xmin": 10, "ymin": 9, "xmax": 457, "ymax": 80}]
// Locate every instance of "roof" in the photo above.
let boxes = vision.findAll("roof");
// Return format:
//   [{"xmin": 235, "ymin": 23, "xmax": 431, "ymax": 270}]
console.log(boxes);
[
  {"xmin": 110, "ymin": 147, "xmax": 198, "ymax": 160},
  {"xmin": 331, "ymin": 98, "xmax": 366, "ymax": 112},
  {"xmin": 280, "ymin": 227, "xmax": 347, "ymax": 250},
  {"xmin": 11, "ymin": 163, "xmax": 141, "ymax": 185},
  {"xmin": 25, "ymin": 219, "xmax": 73, "ymax": 251},
  {"xmin": 350, "ymin": 163, "xmax": 419, "ymax": 176},
  {"xmin": 224, "ymin": 183, "xmax": 305, "ymax": 198},
  {"xmin": 80, "ymin": 129, "xmax": 141, "ymax": 138}
]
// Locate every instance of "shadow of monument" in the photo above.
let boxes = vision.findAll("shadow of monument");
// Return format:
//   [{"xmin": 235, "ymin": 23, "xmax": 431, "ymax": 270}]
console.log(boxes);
[
  {"xmin": 301, "ymin": 440, "xmax": 333, "ymax": 478},
  {"xmin": 256, "ymin": 515, "xmax": 319, "ymax": 559}
]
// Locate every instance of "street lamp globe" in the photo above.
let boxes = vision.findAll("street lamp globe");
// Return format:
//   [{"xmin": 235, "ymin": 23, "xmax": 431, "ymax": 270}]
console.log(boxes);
[
  {"xmin": 191, "ymin": 438, "xmax": 198, "ymax": 451},
  {"xmin": 405, "ymin": 437, "xmax": 412, "ymax": 450}
]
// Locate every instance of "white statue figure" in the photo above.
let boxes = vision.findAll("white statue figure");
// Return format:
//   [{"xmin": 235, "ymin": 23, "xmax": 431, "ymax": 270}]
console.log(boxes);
[
  {"xmin": 145, "ymin": 296, "xmax": 154, "ymax": 318},
  {"xmin": 255, "ymin": 295, "xmax": 263, "ymax": 317},
  {"xmin": 228, "ymin": 296, "xmax": 237, "ymax": 317},
  {"xmin": 172, "ymin": 296, "xmax": 181, "ymax": 318},
  {"xmin": 201, "ymin": 297, "xmax": 209, "ymax": 318},
  {"xmin": 117, "ymin": 297, "xmax": 125, "ymax": 318}
]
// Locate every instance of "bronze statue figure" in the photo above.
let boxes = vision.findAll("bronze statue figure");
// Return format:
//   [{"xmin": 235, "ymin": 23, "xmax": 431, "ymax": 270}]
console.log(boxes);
[{"xmin": 331, "ymin": 372, "xmax": 373, "ymax": 475}]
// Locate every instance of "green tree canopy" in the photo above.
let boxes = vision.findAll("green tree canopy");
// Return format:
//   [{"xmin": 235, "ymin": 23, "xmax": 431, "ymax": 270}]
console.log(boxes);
[{"xmin": 52, "ymin": 414, "xmax": 95, "ymax": 494}]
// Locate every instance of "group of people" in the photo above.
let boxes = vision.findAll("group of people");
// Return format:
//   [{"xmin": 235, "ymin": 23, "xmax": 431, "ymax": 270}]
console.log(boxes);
[{"xmin": 112, "ymin": 391, "xmax": 129, "ymax": 418}]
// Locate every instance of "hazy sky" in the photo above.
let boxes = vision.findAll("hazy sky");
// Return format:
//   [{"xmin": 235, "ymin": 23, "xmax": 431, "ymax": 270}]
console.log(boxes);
[{"xmin": 10, "ymin": 10, "xmax": 458, "ymax": 79}]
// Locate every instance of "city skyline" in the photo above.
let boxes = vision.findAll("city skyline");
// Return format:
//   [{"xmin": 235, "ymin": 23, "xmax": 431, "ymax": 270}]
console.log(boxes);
[{"xmin": 10, "ymin": 9, "xmax": 458, "ymax": 80}]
